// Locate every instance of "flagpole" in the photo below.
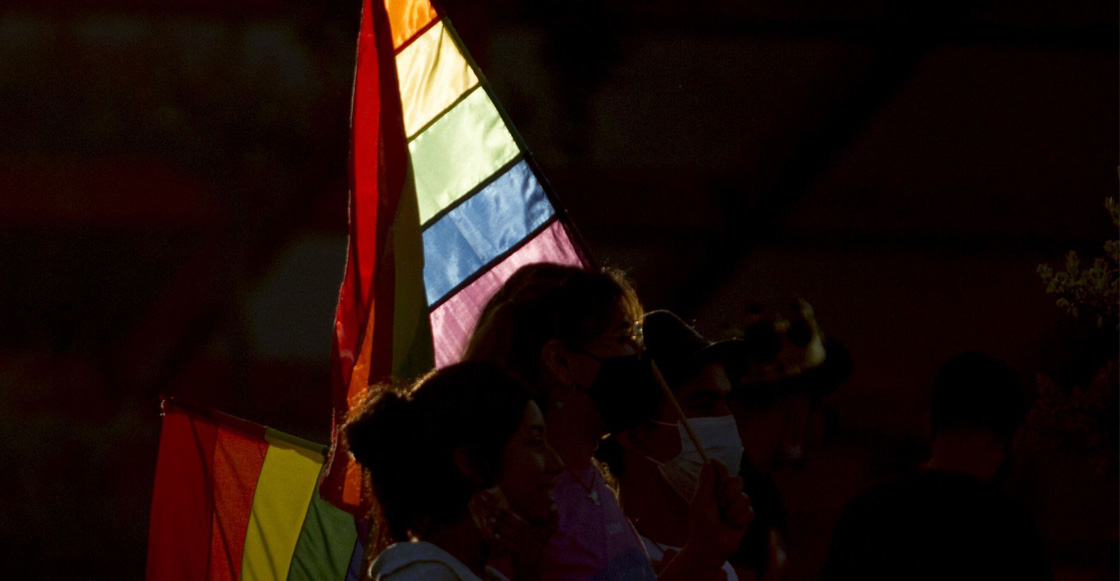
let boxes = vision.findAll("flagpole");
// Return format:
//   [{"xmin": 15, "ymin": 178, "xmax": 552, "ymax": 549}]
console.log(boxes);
[{"xmin": 648, "ymin": 361, "xmax": 710, "ymax": 465}]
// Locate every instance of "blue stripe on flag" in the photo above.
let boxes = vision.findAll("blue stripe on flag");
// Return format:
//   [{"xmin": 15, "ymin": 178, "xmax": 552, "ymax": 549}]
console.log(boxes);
[{"xmin": 421, "ymin": 160, "xmax": 554, "ymax": 305}]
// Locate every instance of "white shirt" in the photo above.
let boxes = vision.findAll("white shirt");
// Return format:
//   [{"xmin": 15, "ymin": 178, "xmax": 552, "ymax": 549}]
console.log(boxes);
[
  {"xmin": 369, "ymin": 541, "xmax": 509, "ymax": 581},
  {"xmin": 640, "ymin": 536, "xmax": 739, "ymax": 581}
]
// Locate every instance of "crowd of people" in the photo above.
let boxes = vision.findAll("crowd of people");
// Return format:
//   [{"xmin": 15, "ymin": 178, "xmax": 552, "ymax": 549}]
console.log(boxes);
[{"xmin": 343, "ymin": 263, "xmax": 1050, "ymax": 580}]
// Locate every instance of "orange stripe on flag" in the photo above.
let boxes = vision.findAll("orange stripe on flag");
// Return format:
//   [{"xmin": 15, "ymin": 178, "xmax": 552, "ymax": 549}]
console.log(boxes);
[
  {"xmin": 323, "ymin": 0, "xmax": 433, "ymax": 514},
  {"xmin": 208, "ymin": 423, "xmax": 268, "ymax": 581},
  {"xmin": 386, "ymin": 0, "xmax": 437, "ymax": 50}
]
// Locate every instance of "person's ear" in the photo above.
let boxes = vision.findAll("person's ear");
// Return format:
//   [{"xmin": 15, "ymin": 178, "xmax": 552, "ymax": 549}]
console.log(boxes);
[
  {"xmin": 614, "ymin": 430, "xmax": 634, "ymax": 450},
  {"xmin": 541, "ymin": 339, "xmax": 577, "ymax": 388},
  {"xmin": 615, "ymin": 430, "xmax": 648, "ymax": 458},
  {"xmin": 453, "ymin": 446, "xmax": 486, "ymax": 486},
  {"xmin": 621, "ymin": 425, "xmax": 648, "ymax": 454},
  {"xmin": 628, "ymin": 422, "xmax": 680, "ymax": 462}
]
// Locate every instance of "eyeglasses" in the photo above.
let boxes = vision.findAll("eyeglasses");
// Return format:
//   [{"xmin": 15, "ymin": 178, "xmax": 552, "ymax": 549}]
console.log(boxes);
[
  {"xmin": 627, "ymin": 322, "xmax": 645, "ymax": 353},
  {"xmin": 571, "ymin": 322, "xmax": 644, "ymax": 362}
]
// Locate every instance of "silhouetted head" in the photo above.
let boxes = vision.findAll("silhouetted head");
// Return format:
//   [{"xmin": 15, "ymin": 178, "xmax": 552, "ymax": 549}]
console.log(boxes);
[
  {"xmin": 729, "ymin": 299, "xmax": 851, "ymax": 470},
  {"xmin": 464, "ymin": 263, "xmax": 643, "ymax": 415},
  {"xmin": 927, "ymin": 351, "xmax": 1025, "ymax": 481},
  {"xmin": 931, "ymin": 351, "xmax": 1025, "ymax": 444},
  {"xmin": 344, "ymin": 361, "xmax": 561, "ymax": 541}
]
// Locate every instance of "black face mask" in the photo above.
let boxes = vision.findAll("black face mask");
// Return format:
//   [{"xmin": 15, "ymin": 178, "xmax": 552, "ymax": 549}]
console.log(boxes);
[{"xmin": 574, "ymin": 352, "xmax": 663, "ymax": 435}]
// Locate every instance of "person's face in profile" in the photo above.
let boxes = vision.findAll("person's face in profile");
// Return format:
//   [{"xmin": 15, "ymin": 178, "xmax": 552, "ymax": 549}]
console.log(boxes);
[
  {"xmin": 640, "ymin": 361, "xmax": 734, "ymax": 460},
  {"xmin": 729, "ymin": 389, "xmax": 803, "ymax": 471},
  {"xmin": 554, "ymin": 301, "xmax": 641, "ymax": 433},
  {"xmin": 672, "ymin": 361, "xmax": 733, "ymax": 419},
  {"xmin": 568, "ymin": 302, "xmax": 642, "ymax": 384},
  {"xmin": 497, "ymin": 401, "xmax": 564, "ymax": 524}
]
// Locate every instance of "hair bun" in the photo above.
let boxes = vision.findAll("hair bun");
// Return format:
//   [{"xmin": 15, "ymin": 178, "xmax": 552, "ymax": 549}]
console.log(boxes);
[{"xmin": 344, "ymin": 385, "xmax": 413, "ymax": 471}]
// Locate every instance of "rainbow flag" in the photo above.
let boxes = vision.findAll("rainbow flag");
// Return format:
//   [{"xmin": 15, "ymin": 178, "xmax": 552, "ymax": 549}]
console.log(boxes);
[
  {"xmin": 146, "ymin": 0, "xmax": 593, "ymax": 574},
  {"xmin": 146, "ymin": 400, "xmax": 361, "ymax": 580},
  {"xmin": 322, "ymin": 0, "xmax": 591, "ymax": 512}
]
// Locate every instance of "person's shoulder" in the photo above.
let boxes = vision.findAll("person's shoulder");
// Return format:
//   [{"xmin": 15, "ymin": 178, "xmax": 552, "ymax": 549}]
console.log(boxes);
[
  {"xmin": 851, "ymin": 469, "xmax": 982, "ymax": 504},
  {"xmin": 369, "ymin": 542, "xmax": 484, "ymax": 581},
  {"xmin": 738, "ymin": 460, "xmax": 782, "ymax": 499},
  {"xmin": 483, "ymin": 566, "xmax": 511, "ymax": 581},
  {"xmin": 834, "ymin": 470, "xmax": 944, "ymax": 528},
  {"xmin": 373, "ymin": 561, "xmax": 464, "ymax": 581},
  {"xmin": 839, "ymin": 471, "xmax": 912, "ymax": 510},
  {"xmin": 838, "ymin": 469, "xmax": 1030, "ymax": 535},
  {"xmin": 894, "ymin": 469, "xmax": 1012, "ymax": 509}
]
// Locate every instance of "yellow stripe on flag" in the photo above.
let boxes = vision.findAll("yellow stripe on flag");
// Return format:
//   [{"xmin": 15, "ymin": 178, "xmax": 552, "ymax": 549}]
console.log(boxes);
[
  {"xmin": 241, "ymin": 432, "xmax": 324, "ymax": 581},
  {"xmin": 397, "ymin": 20, "xmax": 479, "ymax": 138}
]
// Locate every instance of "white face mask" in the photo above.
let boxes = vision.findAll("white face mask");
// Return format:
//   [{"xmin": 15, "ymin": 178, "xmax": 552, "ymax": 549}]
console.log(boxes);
[{"xmin": 652, "ymin": 415, "xmax": 744, "ymax": 500}]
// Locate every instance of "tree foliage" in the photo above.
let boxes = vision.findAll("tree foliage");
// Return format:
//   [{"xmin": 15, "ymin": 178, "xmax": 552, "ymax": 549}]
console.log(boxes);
[
  {"xmin": 1022, "ymin": 362, "xmax": 1119, "ymax": 475},
  {"xmin": 1025, "ymin": 194, "xmax": 1119, "ymax": 475},
  {"xmin": 1037, "ymin": 197, "xmax": 1120, "ymax": 329}
]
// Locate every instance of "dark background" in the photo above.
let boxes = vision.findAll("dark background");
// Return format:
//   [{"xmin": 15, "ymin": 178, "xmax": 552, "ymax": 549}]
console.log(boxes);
[{"xmin": 0, "ymin": 0, "xmax": 1116, "ymax": 578}]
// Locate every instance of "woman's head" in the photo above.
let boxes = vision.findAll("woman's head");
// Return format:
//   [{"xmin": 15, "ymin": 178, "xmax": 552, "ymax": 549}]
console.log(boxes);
[
  {"xmin": 495, "ymin": 395, "xmax": 564, "ymax": 523},
  {"xmin": 464, "ymin": 263, "xmax": 643, "ymax": 407},
  {"xmin": 344, "ymin": 361, "xmax": 560, "ymax": 540}
]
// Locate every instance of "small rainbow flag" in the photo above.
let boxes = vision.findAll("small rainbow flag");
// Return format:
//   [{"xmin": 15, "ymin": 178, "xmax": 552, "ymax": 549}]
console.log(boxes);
[
  {"xmin": 147, "ymin": 400, "xmax": 360, "ymax": 580},
  {"xmin": 322, "ymin": 0, "xmax": 591, "ymax": 512}
]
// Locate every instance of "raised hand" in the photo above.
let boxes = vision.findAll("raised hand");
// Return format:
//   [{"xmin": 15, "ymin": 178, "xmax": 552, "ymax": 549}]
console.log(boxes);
[
  {"xmin": 469, "ymin": 487, "xmax": 557, "ymax": 581},
  {"xmin": 689, "ymin": 460, "xmax": 754, "ymax": 561}
]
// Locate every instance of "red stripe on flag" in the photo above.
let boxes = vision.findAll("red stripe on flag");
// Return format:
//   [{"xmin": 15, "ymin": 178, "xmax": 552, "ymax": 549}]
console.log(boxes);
[
  {"xmin": 330, "ymin": 0, "xmax": 383, "ymax": 425},
  {"xmin": 323, "ymin": 0, "xmax": 415, "ymax": 513},
  {"xmin": 146, "ymin": 405, "xmax": 220, "ymax": 581},
  {"xmin": 208, "ymin": 421, "xmax": 269, "ymax": 581}
]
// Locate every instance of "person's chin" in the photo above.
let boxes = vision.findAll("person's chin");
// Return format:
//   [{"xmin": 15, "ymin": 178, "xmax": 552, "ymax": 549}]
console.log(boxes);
[{"xmin": 524, "ymin": 489, "xmax": 556, "ymax": 525}]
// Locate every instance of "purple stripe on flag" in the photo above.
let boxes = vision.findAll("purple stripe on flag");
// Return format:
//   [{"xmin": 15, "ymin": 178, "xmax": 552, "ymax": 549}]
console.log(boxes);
[{"xmin": 429, "ymin": 220, "xmax": 585, "ymax": 368}]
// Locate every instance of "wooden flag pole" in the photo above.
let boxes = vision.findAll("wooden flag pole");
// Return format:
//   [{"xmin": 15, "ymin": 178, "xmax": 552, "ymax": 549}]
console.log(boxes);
[{"xmin": 649, "ymin": 359, "xmax": 710, "ymax": 465}]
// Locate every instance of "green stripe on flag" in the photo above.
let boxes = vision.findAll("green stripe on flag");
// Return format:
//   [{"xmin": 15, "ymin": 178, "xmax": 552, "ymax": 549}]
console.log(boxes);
[
  {"xmin": 393, "ymin": 162, "xmax": 436, "ymax": 379},
  {"xmin": 286, "ymin": 489, "xmax": 358, "ymax": 581},
  {"xmin": 241, "ymin": 430, "xmax": 324, "ymax": 581},
  {"xmin": 410, "ymin": 88, "xmax": 520, "ymax": 224}
]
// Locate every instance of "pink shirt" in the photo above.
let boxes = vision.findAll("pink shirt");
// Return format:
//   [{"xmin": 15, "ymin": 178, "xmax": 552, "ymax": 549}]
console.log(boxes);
[{"xmin": 539, "ymin": 463, "xmax": 656, "ymax": 581}]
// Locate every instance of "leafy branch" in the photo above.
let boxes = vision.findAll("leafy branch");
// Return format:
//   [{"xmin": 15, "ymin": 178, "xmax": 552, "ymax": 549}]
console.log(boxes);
[
  {"xmin": 1037, "ymin": 197, "xmax": 1119, "ymax": 328},
  {"xmin": 1022, "ymin": 362, "xmax": 1118, "ymax": 475},
  {"xmin": 1024, "ymin": 193, "xmax": 1119, "ymax": 475}
]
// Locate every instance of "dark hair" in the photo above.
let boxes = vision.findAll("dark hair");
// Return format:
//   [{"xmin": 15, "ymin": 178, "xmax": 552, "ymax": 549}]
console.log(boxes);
[
  {"xmin": 463, "ymin": 263, "xmax": 641, "ymax": 401},
  {"xmin": 595, "ymin": 435, "xmax": 627, "ymax": 479},
  {"xmin": 343, "ymin": 362, "xmax": 531, "ymax": 542},
  {"xmin": 930, "ymin": 351, "xmax": 1025, "ymax": 442}
]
